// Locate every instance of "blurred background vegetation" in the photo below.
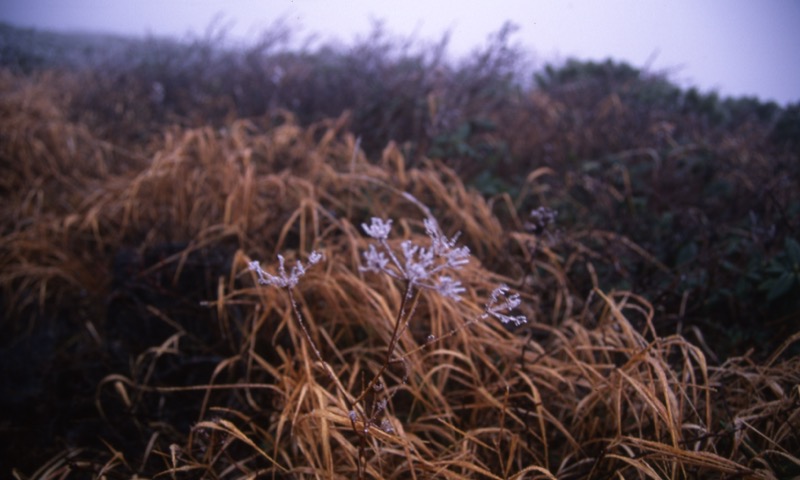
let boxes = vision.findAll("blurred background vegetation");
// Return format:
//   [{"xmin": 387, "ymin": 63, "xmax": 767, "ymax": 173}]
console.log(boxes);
[{"xmin": 9, "ymin": 20, "xmax": 793, "ymax": 357}]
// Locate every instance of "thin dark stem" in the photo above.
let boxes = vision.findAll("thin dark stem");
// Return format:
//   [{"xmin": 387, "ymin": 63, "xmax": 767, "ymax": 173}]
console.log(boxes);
[
  {"xmin": 285, "ymin": 287, "xmax": 357, "ymax": 409},
  {"xmin": 400, "ymin": 313, "xmax": 482, "ymax": 359},
  {"xmin": 285, "ymin": 286, "xmax": 364, "ymax": 478},
  {"xmin": 354, "ymin": 281, "xmax": 420, "ymax": 405},
  {"xmin": 284, "ymin": 279, "xmax": 422, "ymax": 480},
  {"xmin": 285, "ymin": 287, "xmax": 325, "ymax": 366}
]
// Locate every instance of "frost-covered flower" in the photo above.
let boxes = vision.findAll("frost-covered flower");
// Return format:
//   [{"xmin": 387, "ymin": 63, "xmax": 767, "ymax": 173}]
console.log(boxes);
[
  {"xmin": 362, "ymin": 217, "xmax": 393, "ymax": 240},
  {"xmin": 361, "ymin": 244, "xmax": 390, "ymax": 274},
  {"xmin": 483, "ymin": 284, "xmax": 527, "ymax": 326},
  {"xmin": 248, "ymin": 251, "xmax": 323, "ymax": 289},
  {"xmin": 307, "ymin": 251, "xmax": 323, "ymax": 264},
  {"xmin": 359, "ymin": 215, "xmax": 471, "ymax": 301},
  {"xmin": 435, "ymin": 276, "xmax": 466, "ymax": 301},
  {"xmin": 400, "ymin": 240, "xmax": 434, "ymax": 282},
  {"xmin": 525, "ymin": 206, "xmax": 557, "ymax": 234},
  {"xmin": 424, "ymin": 217, "xmax": 470, "ymax": 269}
]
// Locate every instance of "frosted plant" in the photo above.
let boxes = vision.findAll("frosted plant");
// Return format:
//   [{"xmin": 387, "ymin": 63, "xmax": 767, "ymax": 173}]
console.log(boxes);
[
  {"xmin": 360, "ymin": 215, "xmax": 526, "ymax": 330},
  {"xmin": 360, "ymin": 216, "xmax": 469, "ymax": 300},
  {"xmin": 362, "ymin": 217, "xmax": 393, "ymax": 240},
  {"xmin": 247, "ymin": 250, "xmax": 352, "ymax": 416},
  {"xmin": 482, "ymin": 284, "xmax": 527, "ymax": 326},
  {"xmin": 247, "ymin": 211, "xmax": 526, "ymax": 479},
  {"xmin": 434, "ymin": 275, "xmax": 467, "ymax": 302},
  {"xmin": 248, "ymin": 251, "xmax": 323, "ymax": 289},
  {"xmin": 525, "ymin": 206, "xmax": 557, "ymax": 234}
]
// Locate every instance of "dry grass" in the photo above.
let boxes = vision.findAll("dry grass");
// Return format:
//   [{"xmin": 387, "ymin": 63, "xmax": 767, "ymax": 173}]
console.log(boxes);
[{"xmin": 2, "ymin": 70, "xmax": 798, "ymax": 479}]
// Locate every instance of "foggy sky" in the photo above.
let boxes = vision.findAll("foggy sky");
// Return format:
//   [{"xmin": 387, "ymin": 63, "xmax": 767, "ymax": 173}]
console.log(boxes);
[{"xmin": 2, "ymin": 0, "xmax": 799, "ymax": 105}]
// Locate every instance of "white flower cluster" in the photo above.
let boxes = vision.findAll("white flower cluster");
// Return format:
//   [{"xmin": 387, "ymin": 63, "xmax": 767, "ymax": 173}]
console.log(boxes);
[
  {"xmin": 248, "ymin": 251, "xmax": 323, "ymax": 289},
  {"xmin": 482, "ymin": 284, "xmax": 527, "ymax": 326},
  {"xmin": 360, "ymin": 217, "xmax": 470, "ymax": 301}
]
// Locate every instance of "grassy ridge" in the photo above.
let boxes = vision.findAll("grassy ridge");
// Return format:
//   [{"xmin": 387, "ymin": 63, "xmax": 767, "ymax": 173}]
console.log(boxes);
[{"xmin": 1, "ymin": 23, "xmax": 799, "ymax": 478}]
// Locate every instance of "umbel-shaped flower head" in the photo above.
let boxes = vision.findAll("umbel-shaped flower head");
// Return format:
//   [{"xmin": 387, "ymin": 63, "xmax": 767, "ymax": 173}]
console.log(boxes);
[
  {"xmin": 249, "ymin": 251, "xmax": 323, "ymax": 289},
  {"xmin": 362, "ymin": 217, "xmax": 393, "ymax": 240},
  {"xmin": 360, "ymin": 216, "xmax": 470, "ymax": 301},
  {"xmin": 482, "ymin": 284, "xmax": 527, "ymax": 326}
]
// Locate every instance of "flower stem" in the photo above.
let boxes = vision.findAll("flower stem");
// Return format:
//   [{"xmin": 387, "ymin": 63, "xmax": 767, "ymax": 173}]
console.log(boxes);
[
  {"xmin": 354, "ymin": 281, "xmax": 420, "ymax": 405},
  {"xmin": 285, "ymin": 286, "xmax": 357, "ymax": 409}
]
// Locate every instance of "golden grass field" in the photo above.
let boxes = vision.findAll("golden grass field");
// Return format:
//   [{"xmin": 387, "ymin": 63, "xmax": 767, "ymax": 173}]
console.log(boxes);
[{"xmin": 1, "ymin": 59, "xmax": 799, "ymax": 479}]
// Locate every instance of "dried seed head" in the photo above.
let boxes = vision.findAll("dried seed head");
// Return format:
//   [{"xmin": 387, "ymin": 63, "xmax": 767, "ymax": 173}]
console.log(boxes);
[
  {"xmin": 484, "ymin": 284, "xmax": 527, "ymax": 326},
  {"xmin": 362, "ymin": 217, "xmax": 393, "ymax": 240},
  {"xmin": 359, "ymin": 215, "xmax": 470, "ymax": 301},
  {"xmin": 380, "ymin": 419, "xmax": 395, "ymax": 434},
  {"xmin": 248, "ymin": 251, "xmax": 323, "ymax": 289},
  {"xmin": 525, "ymin": 207, "xmax": 557, "ymax": 234}
]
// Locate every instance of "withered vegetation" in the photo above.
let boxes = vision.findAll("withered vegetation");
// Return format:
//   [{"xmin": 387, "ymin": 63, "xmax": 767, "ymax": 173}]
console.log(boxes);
[{"xmin": 1, "ymin": 23, "xmax": 799, "ymax": 479}]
